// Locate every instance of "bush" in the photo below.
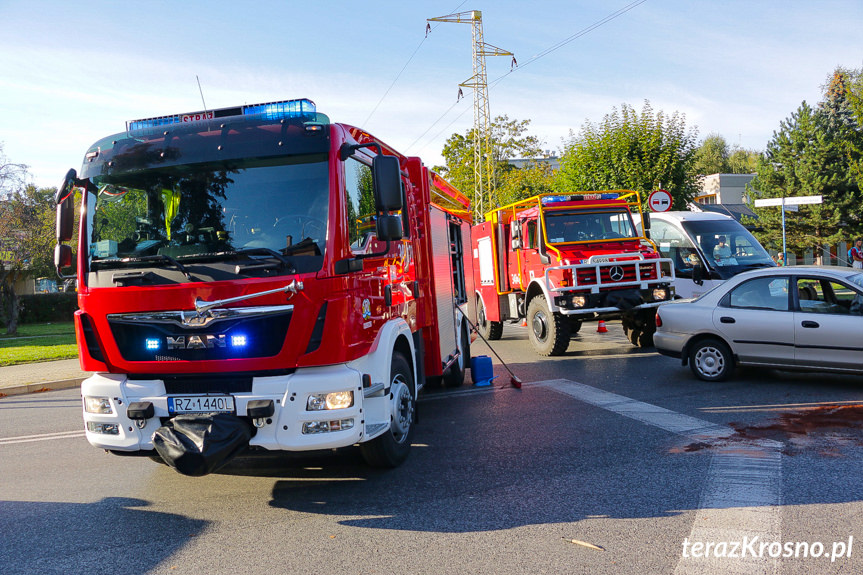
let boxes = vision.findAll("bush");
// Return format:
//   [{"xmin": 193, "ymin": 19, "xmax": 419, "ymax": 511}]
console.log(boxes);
[{"xmin": 19, "ymin": 293, "xmax": 78, "ymax": 324}]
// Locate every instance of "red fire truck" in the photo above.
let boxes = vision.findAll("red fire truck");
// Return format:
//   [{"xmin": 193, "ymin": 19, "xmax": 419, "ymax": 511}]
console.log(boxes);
[
  {"xmin": 54, "ymin": 98, "xmax": 474, "ymax": 476},
  {"xmin": 471, "ymin": 191, "xmax": 674, "ymax": 356}
]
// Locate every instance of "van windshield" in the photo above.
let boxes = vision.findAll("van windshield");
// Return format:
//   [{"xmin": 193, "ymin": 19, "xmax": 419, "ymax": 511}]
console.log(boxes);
[{"xmin": 682, "ymin": 219, "xmax": 775, "ymax": 279}]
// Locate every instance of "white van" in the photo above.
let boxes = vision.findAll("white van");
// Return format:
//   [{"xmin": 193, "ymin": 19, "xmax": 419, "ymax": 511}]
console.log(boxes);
[{"xmin": 637, "ymin": 211, "xmax": 775, "ymax": 298}]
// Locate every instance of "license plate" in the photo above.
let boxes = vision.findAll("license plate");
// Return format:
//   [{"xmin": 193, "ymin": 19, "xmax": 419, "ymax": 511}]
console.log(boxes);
[{"xmin": 168, "ymin": 396, "xmax": 235, "ymax": 414}]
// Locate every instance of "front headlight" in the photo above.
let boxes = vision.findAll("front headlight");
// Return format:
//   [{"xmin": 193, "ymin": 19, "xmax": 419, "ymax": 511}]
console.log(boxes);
[
  {"xmin": 573, "ymin": 295, "xmax": 587, "ymax": 308},
  {"xmin": 83, "ymin": 396, "xmax": 113, "ymax": 414},
  {"xmin": 306, "ymin": 391, "xmax": 354, "ymax": 411},
  {"xmin": 653, "ymin": 287, "xmax": 668, "ymax": 301}
]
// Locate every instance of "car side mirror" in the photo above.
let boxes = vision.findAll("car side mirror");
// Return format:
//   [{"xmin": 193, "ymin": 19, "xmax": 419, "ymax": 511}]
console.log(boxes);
[
  {"xmin": 693, "ymin": 264, "xmax": 704, "ymax": 286},
  {"xmin": 372, "ymin": 155, "xmax": 403, "ymax": 212}
]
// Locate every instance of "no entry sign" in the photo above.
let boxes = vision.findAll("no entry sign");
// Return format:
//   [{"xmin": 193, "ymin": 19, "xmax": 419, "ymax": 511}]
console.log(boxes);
[{"xmin": 648, "ymin": 189, "xmax": 672, "ymax": 212}]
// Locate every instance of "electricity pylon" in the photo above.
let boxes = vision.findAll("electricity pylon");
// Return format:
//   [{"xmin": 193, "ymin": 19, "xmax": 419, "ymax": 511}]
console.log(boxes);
[{"xmin": 428, "ymin": 10, "xmax": 514, "ymax": 220}]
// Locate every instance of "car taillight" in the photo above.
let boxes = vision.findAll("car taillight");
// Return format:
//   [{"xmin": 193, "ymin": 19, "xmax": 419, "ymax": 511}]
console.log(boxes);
[{"xmin": 655, "ymin": 313, "xmax": 663, "ymax": 328}]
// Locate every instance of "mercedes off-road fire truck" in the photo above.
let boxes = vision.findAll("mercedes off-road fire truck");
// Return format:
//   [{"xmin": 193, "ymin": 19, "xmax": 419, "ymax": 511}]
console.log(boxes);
[
  {"xmin": 472, "ymin": 191, "xmax": 674, "ymax": 356},
  {"xmin": 54, "ymin": 98, "xmax": 474, "ymax": 476}
]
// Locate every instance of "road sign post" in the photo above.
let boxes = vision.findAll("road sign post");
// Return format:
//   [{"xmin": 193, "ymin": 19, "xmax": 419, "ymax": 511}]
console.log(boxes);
[{"xmin": 753, "ymin": 195, "xmax": 822, "ymax": 263}]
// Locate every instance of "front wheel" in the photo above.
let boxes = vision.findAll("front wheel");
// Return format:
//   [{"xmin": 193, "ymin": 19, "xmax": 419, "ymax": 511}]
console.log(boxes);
[
  {"xmin": 360, "ymin": 352, "xmax": 416, "ymax": 468},
  {"xmin": 477, "ymin": 297, "xmax": 503, "ymax": 341},
  {"xmin": 526, "ymin": 296, "xmax": 570, "ymax": 356},
  {"xmin": 689, "ymin": 338, "xmax": 733, "ymax": 382}
]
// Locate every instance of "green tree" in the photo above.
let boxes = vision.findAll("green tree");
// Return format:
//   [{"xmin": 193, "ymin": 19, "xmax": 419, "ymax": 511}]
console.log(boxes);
[
  {"xmin": 436, "ymin": 115, "xmax": 548, "ymax": 213},
  {"xmin": 556, "ymin": 101, "xmax": 700, "ymax": 209},
  {"xmin": 692, "ymin": 134, "xmax": 730, "ymax": 176},
  {"xmin": 0, "ymin": 184, "xmax": 60, "ymax": 334},
  {"xmin": 693, "ymin": 133, "xmax": 761, "ymax": 175},
  {"xmin": 747, "ymin": 91, "xmax": 863, "ymax": 257}
]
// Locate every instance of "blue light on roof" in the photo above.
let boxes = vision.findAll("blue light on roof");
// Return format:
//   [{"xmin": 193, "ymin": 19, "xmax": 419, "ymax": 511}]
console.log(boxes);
[
  {"xmin": 243, "ymin": 99, "xmax": 316, "ymax": 121},
  {"xmin": 127, "ymin": 98, "xmax": 317, "ymax": 134}
]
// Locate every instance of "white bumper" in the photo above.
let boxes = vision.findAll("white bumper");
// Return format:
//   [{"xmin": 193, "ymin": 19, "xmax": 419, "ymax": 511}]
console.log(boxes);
[{"xmin": 81, "ymin": 363, "xmax": 373, "ymax": 453}]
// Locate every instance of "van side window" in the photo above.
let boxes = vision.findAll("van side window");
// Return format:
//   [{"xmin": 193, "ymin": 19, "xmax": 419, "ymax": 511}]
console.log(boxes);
[{"xmin": 651, "ymin": 220, "xmax": 700, "ymax": 271}]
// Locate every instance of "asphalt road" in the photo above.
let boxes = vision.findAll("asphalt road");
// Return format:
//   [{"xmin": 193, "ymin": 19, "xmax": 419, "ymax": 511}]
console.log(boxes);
[{"xmin": 2, "ymin": 321, "xmax": 863, "ymax": 574}]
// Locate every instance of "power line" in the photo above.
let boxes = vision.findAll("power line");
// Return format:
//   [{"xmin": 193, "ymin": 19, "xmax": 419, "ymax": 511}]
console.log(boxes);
[
  {"xmin": 363, "ymin": 1, "xmax": 468, "ymax": 127},
  {"xmin": 409, "ymin": 0, "xmax": 649, "ymax": 155}
]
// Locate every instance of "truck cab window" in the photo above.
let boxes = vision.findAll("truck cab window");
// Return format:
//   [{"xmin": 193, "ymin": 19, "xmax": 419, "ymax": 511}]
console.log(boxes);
[{"xmin": 344, "ymin": 157, "xmax": 375, "ymax": 250}]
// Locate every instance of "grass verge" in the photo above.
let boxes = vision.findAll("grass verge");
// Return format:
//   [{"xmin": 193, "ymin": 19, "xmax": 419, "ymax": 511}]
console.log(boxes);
[{"xmin": 0, "ymin": 322, "xmax": 78, "ymax": 366}]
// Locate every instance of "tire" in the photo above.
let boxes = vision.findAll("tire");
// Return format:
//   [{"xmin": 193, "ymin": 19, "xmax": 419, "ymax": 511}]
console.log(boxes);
[
  {"xmin": 568, "ymin": 317, "xmax": 583, "ymax": 334},
  {"xmin": 476, "ymin": 297, "xmax": 503, "ymax": 341},
  {"xmin": 360, "ymin": 352, "xmax": 416, "ymax": 468},
  {"xmin": 689, "ymin": 338, "xmax": 733, "ymax": 382},
  {"xmin": 526, "ymin": 296, "xmax": 570, "ymax": 356},
  {"xmin": 623, "ymin": 311, "xmax": 655, "ymax": 348},
  {"xmin": 443, "ymin": 325, "xmax": 469, "ymax": 388}
]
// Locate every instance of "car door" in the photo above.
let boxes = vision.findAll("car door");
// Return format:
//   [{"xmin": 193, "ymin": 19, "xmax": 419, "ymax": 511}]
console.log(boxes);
[
  {"xmin": 793, "ymin": 276, "xmax": 863, "ymax": 370},
  {"xmin": 712, "ymin": 276, "xmax": 795, "ymax": 365}
]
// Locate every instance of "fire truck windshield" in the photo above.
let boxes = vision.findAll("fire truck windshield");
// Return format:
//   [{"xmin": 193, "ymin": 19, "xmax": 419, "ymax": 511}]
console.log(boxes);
[
  {"xmin": 87, "ymin": 154, "xmax": 329, "ymax": 274},
  {"xmin": 543, "ymin": 208, "xmax": 637, "ymax": 244}
]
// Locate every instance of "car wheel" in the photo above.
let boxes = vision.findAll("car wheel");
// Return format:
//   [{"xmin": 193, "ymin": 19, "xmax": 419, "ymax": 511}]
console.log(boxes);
[
  {"xmin": 568, "ymin": 317, "xmax": 582, "ymax": 335},
  {"xmin": 689, "ymin": 338, "xmax": 733, "ymax": 382},
  {"xmin": 477, "ymin": 297, "xmax": 503, "ymax": 341},
  {"xmin": 526, "ymin": 296, "xmax": 570, "ymax": 356}
]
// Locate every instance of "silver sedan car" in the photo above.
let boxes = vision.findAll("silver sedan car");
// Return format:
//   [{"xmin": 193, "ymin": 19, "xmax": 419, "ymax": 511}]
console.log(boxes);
[{"xmin": 654, "ymin": 266, "xmax": 863, "ymax": 381}]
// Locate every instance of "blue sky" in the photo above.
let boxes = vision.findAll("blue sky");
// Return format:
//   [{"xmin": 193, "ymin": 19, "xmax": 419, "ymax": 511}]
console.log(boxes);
[{"xmin": 1, "ymin": 0, "xmax": 861, "ymax": 188}]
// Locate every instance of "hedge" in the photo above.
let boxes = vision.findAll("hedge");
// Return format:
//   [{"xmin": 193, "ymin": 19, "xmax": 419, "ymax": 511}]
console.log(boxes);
[{"xmin": 19, "ymin": 293, "xmax": 79, "ymax": 324}]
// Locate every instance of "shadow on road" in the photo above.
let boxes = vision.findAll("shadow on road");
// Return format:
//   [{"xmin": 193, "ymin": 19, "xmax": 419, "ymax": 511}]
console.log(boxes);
[{"xmin": 0, "ymin": 497, "xmax": 208, "ymax": 575}]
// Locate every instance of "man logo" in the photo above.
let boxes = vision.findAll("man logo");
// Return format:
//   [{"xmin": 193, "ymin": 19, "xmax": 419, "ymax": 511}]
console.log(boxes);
[
  {"xmin": 167, "ymin": 334, "xmax": 227, "ymax": 350},
  {"xmin": 609, "ymin": 266, "xmax": 625, "ymax": 282}
]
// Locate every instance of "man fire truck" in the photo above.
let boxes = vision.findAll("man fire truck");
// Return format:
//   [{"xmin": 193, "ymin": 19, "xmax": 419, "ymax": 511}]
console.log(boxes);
[
  {"xmin": 54, "ymin": 98, "xmax": 473, "ymax": 476},
  {"xmin": 472, "ymin": 191, "xmax": 674, "ymax": 356}
]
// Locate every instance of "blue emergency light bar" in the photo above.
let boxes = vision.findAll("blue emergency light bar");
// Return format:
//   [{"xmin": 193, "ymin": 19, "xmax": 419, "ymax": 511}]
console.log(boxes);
[
  {"xmin": 542, "ymin": 193, "xmax": 620, "ymax": 205},
  {"xmin": 127, "ymin": 98, "xmax": 317, "ymax": 134}
]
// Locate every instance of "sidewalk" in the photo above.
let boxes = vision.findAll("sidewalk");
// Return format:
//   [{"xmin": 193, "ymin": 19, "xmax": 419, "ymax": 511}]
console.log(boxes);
[{"xmin": 0, "ymin": 359, "xmax": 88, "ymax": 397}]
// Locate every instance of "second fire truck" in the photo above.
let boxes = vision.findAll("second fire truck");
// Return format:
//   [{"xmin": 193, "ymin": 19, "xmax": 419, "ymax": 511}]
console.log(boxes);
[{"xmin": 472, "ymin": 191, "xmax": 675, "ymax": 356}]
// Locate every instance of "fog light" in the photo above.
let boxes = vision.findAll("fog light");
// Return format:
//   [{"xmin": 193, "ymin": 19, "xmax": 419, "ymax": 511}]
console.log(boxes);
[
  {"xmin": 573, "ymin": 295, "xmax": 587, "ymax": 308},
  {"xmin": 84, "ymin": 396, "xmax": 113, "ymax": 414},
  {"xmin": 86, "ymin": 421, "xmax": 119, "ymax": 435},
  {"xmin": 652, "ymin": 287, "xmax": 667, "ymax": 300},
  {"xmin": 302, "ymin": 418, "xmax": 355, "ymax": 434},
  {"xmin": 306, "ymin": 391, "xmax": 354, "ymax": 411}
]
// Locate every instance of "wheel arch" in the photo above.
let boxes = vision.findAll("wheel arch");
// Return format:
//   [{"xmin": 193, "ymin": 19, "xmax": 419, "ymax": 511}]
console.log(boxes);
[{"xmin": 681, "ymin": 332, "xmax": 735, "ymax": 367}]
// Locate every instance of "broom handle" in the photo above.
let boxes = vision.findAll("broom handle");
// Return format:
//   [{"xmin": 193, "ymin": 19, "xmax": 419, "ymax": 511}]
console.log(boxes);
[{"xmin": 456, "ymin": 306, "xmax": 522, "ymax": 382}]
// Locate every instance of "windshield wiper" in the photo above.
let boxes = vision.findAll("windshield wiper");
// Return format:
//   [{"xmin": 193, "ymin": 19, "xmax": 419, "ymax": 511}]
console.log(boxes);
[
  {"xmin": 213, "ymin": 248, "xmax": 296, "ymax": 274},
  {"xmin": 117, "ymin": 254, "xmax": 194, "ymax": 281}
]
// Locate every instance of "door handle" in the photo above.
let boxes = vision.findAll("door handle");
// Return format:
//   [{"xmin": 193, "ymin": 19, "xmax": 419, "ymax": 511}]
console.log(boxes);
[
  {"xmin": 801, "ymin": 320, "xmax": 819, "ymax": 328},
  {"xmin": 720, "ymin": 316, "xmax": 736, "ymax": 324}
]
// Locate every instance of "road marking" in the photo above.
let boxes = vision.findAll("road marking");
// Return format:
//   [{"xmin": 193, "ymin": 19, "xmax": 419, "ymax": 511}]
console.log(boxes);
[
  {"xmin": 537, "ymin": 379, "xmax": 783, "ymax": 575},
  {"xmin": 0, "ymin": 430, "xmax": 86, "ymax": 445}
]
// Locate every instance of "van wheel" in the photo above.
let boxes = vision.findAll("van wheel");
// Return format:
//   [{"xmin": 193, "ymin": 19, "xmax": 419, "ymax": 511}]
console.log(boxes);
[
  {"xmin": 443, "ymin": 326, "xmax": 469, "ymax": 387},
  {"xmin": 360, "ymin": 352, "xmax": 415, "ymax": 468},
  {"xmin": 477, "ymin": 297, "xmax": 503, "ymax": 340},
  {"xmin": 527, "ymin": 296, "xmax": 570, "ymax": 356},
  {"xmin": 689, "ymin": 338, "xmax": 733, "ymax": 382}
]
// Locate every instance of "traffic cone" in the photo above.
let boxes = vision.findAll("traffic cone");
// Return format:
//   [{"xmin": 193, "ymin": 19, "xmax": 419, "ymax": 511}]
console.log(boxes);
[
  {"xmin": 596, "ymin": 320, "xmax": 608, "ymax": 333},
  {"xmin": 520, "ymin": 317, "xmax": 527, "ymax": 327}
]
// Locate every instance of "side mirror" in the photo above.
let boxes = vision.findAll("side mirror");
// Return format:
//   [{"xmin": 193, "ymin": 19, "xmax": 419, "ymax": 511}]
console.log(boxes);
[
  {"xmin": 510, "ymin": 223, "xmax": 522, "ymax": 250},
  {"xmin": 54, "ymin": 244, "xmax": 74, "ymax": 277},
  {"xmin": 693, "ymin": 264, "xmax": 705, "ymax": 286},
  {"xmin": 376, "ymin": 214, "xmax": 403, "ymax": 241},
  {"xmin": 56, "ymin": 168, "xmax": 78, "ymax": 242},
  {"xmin": 372, "ymin": 155, "xmax": 403, "ymax": 212}
]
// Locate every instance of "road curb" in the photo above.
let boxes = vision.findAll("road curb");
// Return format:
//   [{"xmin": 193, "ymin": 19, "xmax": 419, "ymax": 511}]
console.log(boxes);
[{"xmin": 0, "ymin": 378, "xmax": 84, "ymax": 398}]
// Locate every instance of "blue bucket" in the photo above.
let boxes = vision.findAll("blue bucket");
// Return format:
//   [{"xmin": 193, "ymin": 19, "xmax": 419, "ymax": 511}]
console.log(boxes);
[{"xmin": 470, "ymin": 355, "xmax": 494, "ymax": 387}]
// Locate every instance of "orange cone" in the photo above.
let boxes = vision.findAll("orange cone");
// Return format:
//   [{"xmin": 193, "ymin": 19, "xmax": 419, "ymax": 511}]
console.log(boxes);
[
  {"xmin": 520, "ymin": 317, "xmax": 527, "ymax": 327},
  {"xmin": 596, "ymin": 320, "xmax": 608, "ymax": 333}
]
